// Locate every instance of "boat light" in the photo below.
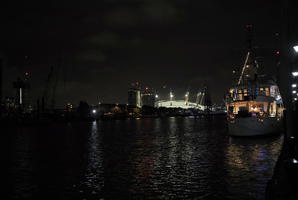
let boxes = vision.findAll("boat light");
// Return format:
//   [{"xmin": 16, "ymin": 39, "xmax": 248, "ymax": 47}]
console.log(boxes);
[
  {"xmin": 92, "ymin": 109, "xmax": 97, "ymax": 114},
  {"xmin": 293, "ymin": 46, "xmax": 298, "ymax": 53},
  {"xmin": 292, "ymin": 158, "xmax": 298, "ymax": 164},
  {"xmin": 293, "ymin": 72, "xmax": 298, "ymax": 77},
  {"xmin": 292, "ymin": 84, "xmax": 297, "ymax": 88},
  {"xmin": 293, "ymin": 91, "xmax": 297, "ymax": 94}
]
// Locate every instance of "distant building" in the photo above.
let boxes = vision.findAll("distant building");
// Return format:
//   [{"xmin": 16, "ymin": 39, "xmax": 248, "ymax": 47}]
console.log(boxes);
[
  {"xmin": 156, "ymin": 91, "xmax": 205, "ymax": 110},
  {"xmin": 128, "ymin": 84, "xmax": 141, "ymax": 108},
  {"xmin": 155, "ymin": 89, "xmax": 212, "ymax": 111},
  {"xmin": 156, "ymin": 100, "xmax": 205, "ymax": 110},
  {"xmin": 141, "ymin": 87, "xmax": 155, "ymax": 107}
]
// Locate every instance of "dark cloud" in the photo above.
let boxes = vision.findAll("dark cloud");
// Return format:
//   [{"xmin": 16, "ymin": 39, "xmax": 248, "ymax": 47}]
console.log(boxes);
[{"xmin": 0, "ymin": 0, "xmax": 284, "ymax": 107}]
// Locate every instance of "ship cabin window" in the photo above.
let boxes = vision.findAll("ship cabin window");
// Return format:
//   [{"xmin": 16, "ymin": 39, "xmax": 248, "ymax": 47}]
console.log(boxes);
[
  {"xmin": 243, "ymin": 89, "xmax": 248, "ymax": 96},
  {"xmin": 265, "ymin": 88, "xmax": 270, "ymax": 96},
  {"xmin": 269, "ymin": 102, "xmax": 277, "ymax": 117},
  {"xmin": 256, "ymin": 87, "xmax": 260, "ymax": 95},
  {"xmin": 260, "ymin": 88, "xmax": 265, "ymax": 96},
  {"xmin": 243, "ymin": 88, "xmax": 250, "ymax": 100},
  {"xmin": 247, "ymin": 88, "xmax": 251, "ymax": 95},
  {"xmin": 237, "ymin": 89, "xmax": 243, "ymax": 100}
]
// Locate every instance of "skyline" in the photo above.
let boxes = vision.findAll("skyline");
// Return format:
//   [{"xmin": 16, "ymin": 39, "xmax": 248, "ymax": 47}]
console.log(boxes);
[{"xmin": 0, "ymin": 0, "xmax": 283, "ymax": 107}]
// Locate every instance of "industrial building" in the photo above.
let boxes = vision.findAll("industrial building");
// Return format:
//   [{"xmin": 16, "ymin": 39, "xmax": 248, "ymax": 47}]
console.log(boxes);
[
  {"xmin": 141, "ymin": 87, "xmax": 155, "ymax": 107},
  {"xmin": 128, "ymin": 83, "xmax": 141, "ymax": 108}
]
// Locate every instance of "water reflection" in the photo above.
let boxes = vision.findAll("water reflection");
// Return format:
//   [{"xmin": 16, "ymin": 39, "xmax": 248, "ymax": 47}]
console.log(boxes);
[
  {"xmin": 225, "ymin": 136, "xmax": 283, "ymax": 199},
  {"xmin": 78, "ymin": 121, "xmax": 104, "ymax": 199},
  {"xmin": 6, "ymin": 117, "xmax": 283, "ymax": 200}
]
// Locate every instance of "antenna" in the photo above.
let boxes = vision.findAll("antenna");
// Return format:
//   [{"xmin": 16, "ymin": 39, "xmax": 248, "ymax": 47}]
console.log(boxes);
[
  {"xmin": 246, "ymin": 24, "xmax": 253, "ymax": 51},
  {"xmin": 237, "ymin": 25, "xmax": 254, "ymax": 85}
]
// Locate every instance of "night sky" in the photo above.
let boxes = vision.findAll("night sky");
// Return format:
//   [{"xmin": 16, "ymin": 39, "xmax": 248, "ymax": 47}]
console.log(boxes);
[{"xmin": 0, "ymin": 0, "xmax": 283, "ymax": 107}]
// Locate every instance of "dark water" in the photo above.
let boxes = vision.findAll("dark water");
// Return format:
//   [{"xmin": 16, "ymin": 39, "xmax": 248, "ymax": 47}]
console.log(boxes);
[{"xmin": 4, "ymin": 116, "xmax": 283, "ymax": 200}]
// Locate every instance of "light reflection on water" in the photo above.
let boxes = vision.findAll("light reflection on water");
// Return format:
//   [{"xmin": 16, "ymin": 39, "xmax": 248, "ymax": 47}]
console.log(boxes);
[
  {"xmin": 77, "ymin": 121, "xmax": 103, "ymax": 199},
  {"xmin": 6, "ymin": 116, "xmax": 282, "ymax": 199}
]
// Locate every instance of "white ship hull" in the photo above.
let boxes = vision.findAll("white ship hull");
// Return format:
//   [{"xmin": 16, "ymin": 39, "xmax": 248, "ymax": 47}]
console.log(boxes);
[{"xmin": 228, "ymin": 117, "xmax": 283, "ymax": 136}]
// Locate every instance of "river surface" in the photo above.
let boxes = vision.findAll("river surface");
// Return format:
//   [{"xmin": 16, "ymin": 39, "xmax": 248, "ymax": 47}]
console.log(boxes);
[{"xmin": 4, "ymin": 116, "xmax": 283, "ymax": 200}]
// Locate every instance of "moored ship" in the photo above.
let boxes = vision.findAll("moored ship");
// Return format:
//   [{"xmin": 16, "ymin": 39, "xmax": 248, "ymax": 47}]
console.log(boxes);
[{"xmin": 225, "ymin": 40, "xmax": 284, "ymax": 136}]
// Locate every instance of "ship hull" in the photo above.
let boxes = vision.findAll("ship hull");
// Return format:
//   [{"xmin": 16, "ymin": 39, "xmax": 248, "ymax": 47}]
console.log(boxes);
[{"xmin": 228, "ymin": 117, "xmax": 283, "ymax": 136}]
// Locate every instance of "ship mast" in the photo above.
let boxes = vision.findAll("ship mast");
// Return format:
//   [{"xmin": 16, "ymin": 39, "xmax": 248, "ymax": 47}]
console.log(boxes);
[{"xmin": 237, "ymin": 25, "xmax": 254, "ymax": 85}]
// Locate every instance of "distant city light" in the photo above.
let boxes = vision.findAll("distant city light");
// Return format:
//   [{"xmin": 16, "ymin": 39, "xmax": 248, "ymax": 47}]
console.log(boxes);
[
  {"xmin": 19, "ymin": 88, "xmax": 22, "ymax": 105},
  {"xmin": 293, "ymin": 72, "xmax": 298, "ymax": 77},
  {"xmin": 155, "ymin": 94, "xmax": 159, "ymax": 98},
  {"xmin": 92, "ymin": 109, "xmax": 96, "ymax": 114},
  {"xmin": 294, "ymin": 98, "xmax": 297, "ymax": 101},
  {"xmin": 293, "ymin": 90, "xmax": 297, "ymax": 94},
  {"xmin": 170, "ymin": 92, "xmax": 174, "ymax": 99},
  {"xmin": 292, "ymin": 84, "xmax": 297, "ymax": 88},
  {"xmin": 292, "ymin": 158, "xmax": 298, "ymax": 164},
  {"xmin": 185, "ymin": 94, "xmax": 188, "ymax": 97},
  {"xmin": 293, "ymin": 46, "xmax": 298, "ymax": 53}
]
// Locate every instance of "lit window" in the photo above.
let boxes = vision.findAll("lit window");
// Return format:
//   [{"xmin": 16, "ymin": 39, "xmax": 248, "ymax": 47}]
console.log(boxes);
[
  {"xmin": 244, "ymin": 89, "xmax": 248, "ymax": 96},
  {"xmin": 265, "ymin": 88, "xmax": 270, "ymax": 96}
]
